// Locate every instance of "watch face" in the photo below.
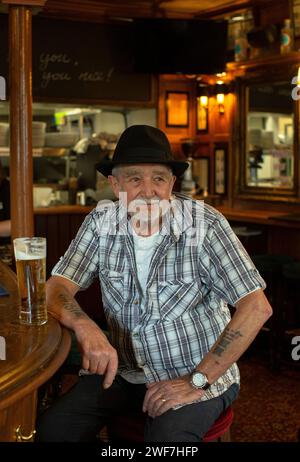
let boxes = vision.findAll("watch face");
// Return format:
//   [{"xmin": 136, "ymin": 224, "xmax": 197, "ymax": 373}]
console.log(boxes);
[{"xmin": 191, "ymin": 372, "xmax": 207, "ymax": 388}]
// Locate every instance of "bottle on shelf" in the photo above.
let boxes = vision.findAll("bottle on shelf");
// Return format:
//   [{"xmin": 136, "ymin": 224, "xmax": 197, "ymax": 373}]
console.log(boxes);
[
  {"xmin": 234, "ymin": 25, "xmax": 248, "ymax": 62},
  {"xmin": 280, "ymin": 19, "xmax": 294, "ymax": 54}
]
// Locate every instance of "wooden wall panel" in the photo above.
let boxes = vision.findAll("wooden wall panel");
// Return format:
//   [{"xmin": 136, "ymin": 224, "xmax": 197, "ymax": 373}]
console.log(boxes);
[
  {"xmin": 257, "ymin": 0, "xmax": 289, "ymax": 27},
  {"xmin": 209, "ymin": 93, "xmax": 233, "ymax": 138},
  {"xmin": 57, "ymin": 214, "xmax": 71, "ymax": 259},
  {"xmin": 194, "ymin": 143, "xmax": 210, "ymax": 158},
  {"xmin": 268, "ymin": 227, "xmax": 300, "ymax": 259},
  {"xmin": 158, "ymin": 76, "xmax": 196, "ymax": 144}
]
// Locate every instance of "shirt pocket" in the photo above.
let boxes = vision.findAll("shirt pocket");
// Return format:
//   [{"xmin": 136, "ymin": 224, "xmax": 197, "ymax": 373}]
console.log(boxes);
[
  {"xmin": 158, "ymin": 278, "xmax": 202, "ymax": 321},
  {"xmin": 99, "ymin": 268, "xmax": 124, "ymax": 313}
]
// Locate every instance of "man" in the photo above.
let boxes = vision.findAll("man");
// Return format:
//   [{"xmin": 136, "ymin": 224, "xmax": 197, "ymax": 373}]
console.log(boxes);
[{"xmin": 37, "ymin": 125, "xmax": 272, "ymax": 442}]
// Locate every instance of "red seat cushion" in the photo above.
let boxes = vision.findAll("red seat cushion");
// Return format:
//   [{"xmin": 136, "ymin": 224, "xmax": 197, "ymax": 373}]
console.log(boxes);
[
  {"xmin": 109, "ymin": 406, "xmax": 233, "ymax": 442},
  {"xmin": 202, "ymin": 406, "xmax": 233, "ymax": 442}
]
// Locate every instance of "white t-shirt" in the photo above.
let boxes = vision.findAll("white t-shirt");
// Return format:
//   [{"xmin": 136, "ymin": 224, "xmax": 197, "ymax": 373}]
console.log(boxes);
[
  {"xmin": 120, "ymin": 227, "xmax": 159, "ymax": 384},
  {"xmin": 132, "ymin": 228, "xmax": 159, "ymax": 300}
]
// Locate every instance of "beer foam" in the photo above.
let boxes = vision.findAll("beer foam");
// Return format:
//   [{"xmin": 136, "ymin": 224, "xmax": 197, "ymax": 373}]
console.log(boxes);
[{"xmin": 15, "ymin": 250, "xmax": 44, "ymax": 260}]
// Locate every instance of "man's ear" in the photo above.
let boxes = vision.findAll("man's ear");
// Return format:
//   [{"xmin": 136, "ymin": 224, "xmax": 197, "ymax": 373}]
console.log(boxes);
[{"xmin": 108, "ymin": 175, "xmax": 120, "ymax": 198}]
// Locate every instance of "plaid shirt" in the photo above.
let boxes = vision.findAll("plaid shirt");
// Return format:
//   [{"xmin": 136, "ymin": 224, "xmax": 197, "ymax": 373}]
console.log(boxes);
[{"xmin": 52, "ymin": 194, "xmax": 266, "ymax": 401}]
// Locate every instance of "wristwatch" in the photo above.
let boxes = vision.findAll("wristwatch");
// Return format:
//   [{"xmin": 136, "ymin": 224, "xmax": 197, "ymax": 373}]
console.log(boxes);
[{"xmin": 190, "ymin": 370, "xmax": 210, "ymax": 390}]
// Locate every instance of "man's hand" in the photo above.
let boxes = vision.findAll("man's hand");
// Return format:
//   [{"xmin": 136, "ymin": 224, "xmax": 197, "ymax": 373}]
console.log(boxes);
[
  {"xmin": 46, "ymin": 276, "xmax": 118, "ymax": 389},
  {"xmin": 74, "ymin": 318, "xmax": 118, "ymax": 389},
  {"xmin": 142, "ymin": 375, "xmax": 204, "ymax": 418}
]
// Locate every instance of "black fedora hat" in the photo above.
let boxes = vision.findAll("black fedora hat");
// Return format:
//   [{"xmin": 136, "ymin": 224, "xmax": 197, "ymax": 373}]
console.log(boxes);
[{"xmin": 96, "ymin": 125, "xmax": 189, "ymax": 177}]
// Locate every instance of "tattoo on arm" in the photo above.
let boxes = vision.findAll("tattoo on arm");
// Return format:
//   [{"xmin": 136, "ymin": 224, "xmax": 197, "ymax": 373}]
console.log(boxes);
[
  {"xmin": 54, "ymin": 292, "xmax": 87, "ymax": 318},
  {"xmin": 212, "ymin": 328, "xmax": 242, "ymax": 357}
]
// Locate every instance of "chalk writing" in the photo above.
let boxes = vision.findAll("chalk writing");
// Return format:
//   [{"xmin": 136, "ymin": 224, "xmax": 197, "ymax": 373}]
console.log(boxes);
[
  {"xmin": 78, "ymin": 67, "xmax": 114, "ymax": 83},
  {"xmin": 41, "ymin": 72, "xmax": 72, "ymax": 89},
  {"xmin": 39, "ymin": 53, "xmax": 72, "ymax": 72}
]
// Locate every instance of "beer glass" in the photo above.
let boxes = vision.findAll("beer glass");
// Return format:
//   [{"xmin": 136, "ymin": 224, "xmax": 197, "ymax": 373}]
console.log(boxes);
[{"xmin": 13, "ymin": 237, "xmax": 47, "ymax": 325}]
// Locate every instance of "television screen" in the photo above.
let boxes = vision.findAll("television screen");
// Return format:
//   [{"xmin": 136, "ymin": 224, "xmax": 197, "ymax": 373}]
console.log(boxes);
[{"xmin": 133, "ymin": 19, "xmax": 228, "ymax": 74}]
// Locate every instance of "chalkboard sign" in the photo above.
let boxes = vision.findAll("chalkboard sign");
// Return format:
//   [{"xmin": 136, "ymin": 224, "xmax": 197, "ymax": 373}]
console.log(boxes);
[{"xmin": 0, "ymin": 15, "xmax": 153, "ymax": 104}]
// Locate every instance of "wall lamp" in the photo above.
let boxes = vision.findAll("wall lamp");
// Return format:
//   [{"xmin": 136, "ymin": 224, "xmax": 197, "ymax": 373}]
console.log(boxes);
[
  {"xmin": 196, "ymin": 84, "xmax": 211, "ymax": 132},
  {"xmin": 200, "ymin": 95, "xmax": 208, "ymax": 108},
  {"xmin": 213, "ymin": 82, "xmax": 230, "ymax": 115},
  {"xmin": 216, "ymin": 93, "xmax": 225, "ymax": 114},
  {"xmin": 197, "ymin": 81, "xmax": 233, "ymax": 120},
  {"xmin": 197, "ymin": 84, "xmax": 210, "ymax": 108}
]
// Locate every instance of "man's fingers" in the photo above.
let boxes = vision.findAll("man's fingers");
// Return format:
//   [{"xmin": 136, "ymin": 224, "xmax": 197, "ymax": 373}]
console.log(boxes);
[
  {"xmin": 82, "ymin": 356, "xmax": 90, "ymax": 371},
  {"xmin": 79, "ymin": 341, "xmax": 118, "ymax": 388},
  {"xmin": 143, "ymin": 386, "xmax": 164, "ymax": 413},
  {"xmin": 143, "ymin": 387, "xmax": 156, "ymax": 412},
  {"xmin": 103, "ymin": 355, "xmax": 118, "ymax": 389},
  {"xmin": 96, "ymin": 361, "xmax": 108, "ymax": 376},
  {"xmin": 152, "ymin": 399, "xmax": 174, "ymax": 418}
]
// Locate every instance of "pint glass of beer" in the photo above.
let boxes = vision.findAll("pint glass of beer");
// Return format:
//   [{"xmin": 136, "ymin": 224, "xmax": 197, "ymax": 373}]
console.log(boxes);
[{"xmin": 13, "ymin": 237, "xmax": 47, "ymax": 325}]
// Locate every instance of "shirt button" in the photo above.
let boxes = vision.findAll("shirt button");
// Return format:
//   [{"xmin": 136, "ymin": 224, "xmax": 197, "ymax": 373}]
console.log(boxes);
[{"xmin": 134, "ymin": 299, "xmax": 139, "ymax": 304}]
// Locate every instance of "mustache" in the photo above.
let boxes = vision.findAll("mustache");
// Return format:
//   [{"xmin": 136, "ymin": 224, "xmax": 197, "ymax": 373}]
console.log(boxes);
[
  {"xmin": 127, "ymin": 197, "xmax": 171, "ymax": 217},
  {"xmin": 130, "ymin": 197, "xmax": 161, "ymax": 205}
]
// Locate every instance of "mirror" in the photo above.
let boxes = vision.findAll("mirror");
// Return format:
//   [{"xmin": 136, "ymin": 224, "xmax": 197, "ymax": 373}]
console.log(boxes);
[{"xmin": 246, "ymin": 82, "xmax": 294, "ymax": 189}]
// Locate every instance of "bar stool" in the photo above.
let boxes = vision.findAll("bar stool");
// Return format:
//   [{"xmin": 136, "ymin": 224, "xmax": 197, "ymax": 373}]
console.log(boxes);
[
  {"xmin": 107, "ymin": 405, "xmax": 234, "ymax": 443},
  {"xmin": 251, "ymin": 254, "xmax": 295, "ymax": 370}
]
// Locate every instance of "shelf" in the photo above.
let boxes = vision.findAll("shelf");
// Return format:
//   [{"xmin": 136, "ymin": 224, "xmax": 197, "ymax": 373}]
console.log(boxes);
[
  {"xmin": 226, "ymin": 51, "xmax": 300, "ymax": 75},
  {"xmin": 0, "ymin": 147, "xmax": 71, "ymax": 157},
  {"xmin": 38, "ymin": 147, "xmax": 71, "ymax": 157}
]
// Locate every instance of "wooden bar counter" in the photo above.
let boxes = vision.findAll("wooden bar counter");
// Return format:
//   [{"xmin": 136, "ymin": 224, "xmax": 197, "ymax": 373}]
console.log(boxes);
[
  {"xmin": 215, "ymin": 206, "xmax": 300, "ymax": 258},
  {"xmin": 34, "ymin": 202, "xmax": 300, "ymax": 228},
  {"xmin": 34, "ymin": 205, "xmax": 94, "ymax": 215},
  {"xmin": 216, "ymin": 206, "xmax": 300, "ymax": 228},
  {"xmin": 0, "ymin": 260, "xmax": 71, "ymax": 442}
]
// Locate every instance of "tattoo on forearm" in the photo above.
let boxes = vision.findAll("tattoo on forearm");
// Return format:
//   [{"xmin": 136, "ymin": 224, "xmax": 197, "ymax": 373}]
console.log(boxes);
[
  {"xmin": 212, "ymin": 328, "xmax": 242, "ymax": 357},
  {"xmin": 55, "ymin": 292, "xmax": 87, "ymax": 318}
]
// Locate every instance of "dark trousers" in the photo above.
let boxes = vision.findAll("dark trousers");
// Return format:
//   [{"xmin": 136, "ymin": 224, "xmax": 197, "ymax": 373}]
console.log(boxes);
[{"xmin": 36, "ymin": 374, "xmax": 239, "ymax": 443}]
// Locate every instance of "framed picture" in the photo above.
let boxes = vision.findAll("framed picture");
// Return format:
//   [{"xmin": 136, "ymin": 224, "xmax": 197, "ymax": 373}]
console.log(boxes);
[
  {"xmin": 166, "ymin": 91, "xmax": 189, "ymax": 127},
  {"xmin": 196, "ymin": 97, "xmax": 209, "ymax": 133},
  {"xmin": 192, "ymin": 157, "xmax": 210, "ymax": 193},
  {"xmin": 214, "ymin": 145, "xmax": 227, "ymax": 194}
]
